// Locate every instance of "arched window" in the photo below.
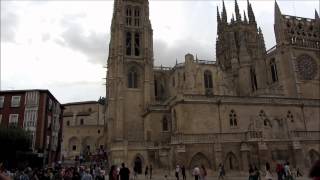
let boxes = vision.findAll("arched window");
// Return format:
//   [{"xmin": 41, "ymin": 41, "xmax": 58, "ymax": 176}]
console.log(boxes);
[
  {"xmin": 287, "ymin": 111, "xmax": 294, "ymax": 122},
  {"xmin": 229, "ymin": 110, "xmax": 237, "ymax": 127},
  {"xmin": 162, "ymin": 116, "xmax": 168, "ymax": 131},
  {"xmin": 80, "ymin": 119, "xmax": 84, "ymax": 125},
  {"xmin": 250, "ymin": 67, "xmax": 258, "ymax": 91},
  {"xmin": 270, "ymin": 59, "xmax": 278, "ymax": 82},
  {"xmin": 128, "ymin": 67, "xmax": 138, "ymax": 88},
  {"xmin": 204, "ymin": 70, "xmax": 213, "ymax": 89},
  {"xmin": 259, "ymin": 110, "xmax": 271, "ymax": 127}
]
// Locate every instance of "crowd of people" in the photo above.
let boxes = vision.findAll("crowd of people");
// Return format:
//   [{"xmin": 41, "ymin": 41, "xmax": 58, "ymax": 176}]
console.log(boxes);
[{"xmin": 1, "ymin": 160, "xmax": 320, "ymax": 180}]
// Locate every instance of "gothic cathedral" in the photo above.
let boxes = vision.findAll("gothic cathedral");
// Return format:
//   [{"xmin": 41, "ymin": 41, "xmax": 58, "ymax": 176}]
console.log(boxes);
[{"xmin": 105, "ymin": 0, "xmax": 320, "ymax": 173}]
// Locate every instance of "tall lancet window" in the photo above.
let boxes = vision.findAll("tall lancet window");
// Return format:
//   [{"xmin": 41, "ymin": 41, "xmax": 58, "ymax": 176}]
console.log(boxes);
[
  {"xmin": 128, "ymin": 67, "xmax": 138, "ymax": 88},
  {"xmin": 204, "ymin": 70, "xmax": 213, "ymax": 89},
  {"xmin": 270, "ymin": 59, "xmax": 278, "ymax": 82},
  {"xmin": 250, "ymin": 67, "xmax": 258, "ymax": 91},
  {"xmin": 126, "ymin": 32, "xmax": 132, "ymax": 56},
  {"xmin": 134, "ymin": 33, "xmax": 140, "ymax": 56}
]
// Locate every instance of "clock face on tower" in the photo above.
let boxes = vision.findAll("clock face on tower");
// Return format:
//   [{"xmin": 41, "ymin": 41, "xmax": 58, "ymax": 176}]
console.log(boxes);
[{"xmin": 296, "ymin": 54, "xmax": 318, "ymax": 80}]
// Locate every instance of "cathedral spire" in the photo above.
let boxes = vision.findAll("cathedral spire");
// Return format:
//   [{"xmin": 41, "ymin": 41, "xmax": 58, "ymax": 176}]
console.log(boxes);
[
  {"xmin": 247, "ymin": 0, "xmax": 256, "ymax": 24},
  {"xmin": 231, "ymin": 14, "xmax": 235, "ymax": 23},
  {"xmin": 275, "ymin": 0, "xmax": 282, "ymax": 18},
  {"xmin": 217, "ymin": 6, "xmax": 221, "ymax": 32},
  {"xmin": 243, "ymin": 10, "xmax": 248, "ymax": 23},
  {"xmin": 222, "ymin": 0, "xmax": 228, "ymax": 23},
  {"xmin": 258, "ymin": 27, "xmax": 266, "ymax": 52},
  {"xmin": 235, "ymin": 0, "xmax": 241, "ymax": 22},
  {"xmin": 315, "ymin": 9, "xmax": 319, "ymax": 19}
]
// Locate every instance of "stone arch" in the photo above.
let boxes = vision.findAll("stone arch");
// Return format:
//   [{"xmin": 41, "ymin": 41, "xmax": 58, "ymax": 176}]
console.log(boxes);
[
  {"xmin": 309, "ymin": 149, "xmax": 320, "ymax": 165},
  {"xmin": 132, "ymin": 154, "xmax": 144, "ymax": 174},
  {"xmin": 189, "ymin": 152, "xmax": 211, "ymax": 169},
  {"xmin": 68, "ymin": 136, "xmax": 80, "ymax": 153},
  {"xmin": 225, "ymin": 152, "xmax": 239, "ymax": 171}
]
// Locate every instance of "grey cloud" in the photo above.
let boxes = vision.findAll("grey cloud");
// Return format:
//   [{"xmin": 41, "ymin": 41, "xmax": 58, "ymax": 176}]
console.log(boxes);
[
  {"xmin": 1, "ymin": 5, "xmax": 19, "ymax": 42},
  {"xmin": 153, "ymin": 38, "xmax": 214, "ymax": 67},
  {"xmin": 59, "ymin": 15, "xmax": 109, "ymax": 65}
]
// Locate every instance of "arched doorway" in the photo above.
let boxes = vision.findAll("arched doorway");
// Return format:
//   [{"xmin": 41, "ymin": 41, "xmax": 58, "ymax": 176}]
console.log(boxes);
[
  {"xmin": 309, "ymin": 149, "xmax": 320, "ymax": 165},
  {"xmin": 225, "ymin": 152, "xmax": 239, "ymax": 171},
  {"xmin": 133, "ymin": 155, "xmax": 143, "ymax": 174},
  {"xmin": 189, "ymin": 152, "xmax": 211, "ymax": 169}
]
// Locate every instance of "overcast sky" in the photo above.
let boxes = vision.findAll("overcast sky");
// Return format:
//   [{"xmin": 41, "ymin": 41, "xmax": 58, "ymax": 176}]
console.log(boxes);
[{"xmin": 1, "ymin": 0, "xmax": 319, "ymax": 103}]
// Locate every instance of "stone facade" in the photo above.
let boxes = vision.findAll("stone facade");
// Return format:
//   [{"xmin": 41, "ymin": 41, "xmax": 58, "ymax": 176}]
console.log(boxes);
[
  {"xmin": 105, "ymin": 0, "xmax": 320, "ymax": 173},
  {"xmin": 62, "ymin": 101, "xmax": 106, "ymax": 161}
]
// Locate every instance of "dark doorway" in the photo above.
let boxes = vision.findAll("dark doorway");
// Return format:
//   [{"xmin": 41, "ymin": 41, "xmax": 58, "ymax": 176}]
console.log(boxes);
[{"xmin": 134, "ymin": 156, "xmax": 142, "ymax": 174}]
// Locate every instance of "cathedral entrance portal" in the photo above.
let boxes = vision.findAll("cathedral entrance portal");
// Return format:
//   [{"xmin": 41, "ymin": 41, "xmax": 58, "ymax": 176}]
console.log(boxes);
[{"xmin": 134, "ymin": 156, "xmax": 143, "ymax": 174}]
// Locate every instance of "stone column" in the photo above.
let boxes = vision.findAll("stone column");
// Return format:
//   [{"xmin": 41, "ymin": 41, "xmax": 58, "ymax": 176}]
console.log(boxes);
[
  {"xmin": 258, "ymin": 142, "xmax": 269, "ymax": 168},
  {"xmin": 240, "ymin": 143, "xmax": 250, "ymax": 171},
  {"xmin": 214, "ymin": 143, "xmax": 223, "ymax": 170}
]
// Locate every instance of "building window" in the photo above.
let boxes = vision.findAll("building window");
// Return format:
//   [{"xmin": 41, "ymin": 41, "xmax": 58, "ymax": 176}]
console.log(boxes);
[
  {"xmin": 134, "ymin": 7, "xmax": 140, "ymax": 27},
  {"xmin": 80, "ymin": 119, "xmax": 84, "ymax": 125},
  {"xmin": 204, "ymin": 70, "xmax": 213, "ymax": 89},
  {"xmin": 287, "ymin": 111, "xmax": 294, "ymax": 122},
  {"xmin": 162, "ymin": 116, "xmax": 168, "ymax": 131},
  {"xmin": 126, "ymin": 32, "xmax": 132, "ymax": 55},
  {"xmin": 229, "ymin": 110, "xmax": 237, "ymax": 127},
  {"xmin": 259, "ymin": 110, "xmax": 271, "ymax": 127},
  {"xmin": 66, "ymin": 120, "xmax": 70, "ymax": 126},
  {"xmin": 11, "ymin": 96, "xmax": 21, "ymax": 107},
  {"xmin": 0, "ymin": 96, "xmax": 4, "ymax": 108},
  {"xmin": 134, "ymin": 33, "xmax": 140, "ymax": 56},
  {"xmin": 9, "ymin": 114, "xmax": 19, "ymax": 128},
  {"xmin": 250, "ymin": 67, "xmax": 258, "ymax": 91},
  {"xmin": 128, "ymin": 67, "xmax": 138, "ymax": 88},
  {"xmin": 98, "ymin": 129, "xmax": 101, "ymax": 134},
  {"xmin": 270, "ymin": 59, "xmax": 278, "ymax": 82},
  {"xmin": 72, "ymin": 145, "xmax": 77, "ymax": 151},
  {"xmin": 126, "ymin": 6, "xmax": 132, "ymax": 26}
]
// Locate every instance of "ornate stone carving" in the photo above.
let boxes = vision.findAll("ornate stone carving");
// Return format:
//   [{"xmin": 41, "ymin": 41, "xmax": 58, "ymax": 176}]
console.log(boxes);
[{"xmin": 296, "ymin": 54, "xmax": 318, "ymax": 80}]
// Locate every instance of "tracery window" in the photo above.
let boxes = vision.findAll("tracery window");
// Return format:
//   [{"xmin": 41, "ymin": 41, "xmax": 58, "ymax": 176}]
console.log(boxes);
[
  {"xmin": 259, "ymin": 110, "xmax": 270, "ymax": 127},
  {"xmin": 134, "ymin": 33, "xmax": 140, "ymax": 56},
  {"xmin": 126, "ymin": 6, "xmax": 132, "ymax": 26},
  {"xmin": 128, "ymin": 67, "xmax": 138, "ymax": 88},
  {"xmin": 134, "ymin": 7, "xmax": 140, "ymax": 27},
  {"xmin": 287, "ymin": 111, "xmax": 294, "ymax": 122},
  {"xmin": 204, "ymin": 70, "xmax": 213, "ymax": 89},
  {"xmin": 126, "ymin": 32, "xmax": 132, "ymax": 55},
  {"xmin": 270, "ymin": 59, "xmax": 278, "ymax": 82},
  {"xmin": 229, "ymin": 110, "xmax": 237, "ymax": 127}
]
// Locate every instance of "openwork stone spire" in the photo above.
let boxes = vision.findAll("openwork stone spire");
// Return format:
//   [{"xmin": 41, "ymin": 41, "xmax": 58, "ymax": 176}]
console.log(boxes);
[
  {"xmin": 247, "ymin": 0, "xmax": 256, "ymax": 24},
  {"xmin": 222, "ymin": 0, "xmax": 228, "ymax": 23},
  {"xmin": 235, "ymin": 0, "xmax": 241, "ymax": 22}
]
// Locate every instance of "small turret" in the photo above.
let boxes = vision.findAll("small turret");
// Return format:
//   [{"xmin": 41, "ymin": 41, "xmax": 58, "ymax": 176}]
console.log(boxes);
[
  {"xmin": 222, "ymin": 0, "xmax": 228, "ymax": 24},
  {"xmin": 217, "ymin": 6, "xmax": 221, "ymax": 33},
  {"xmin": 247, "ymin": 0, "xmax": 256, "ymax": 25},
  {"xmin": 235, "ymin": 0, "xmax": 241, "ymax": 22}
]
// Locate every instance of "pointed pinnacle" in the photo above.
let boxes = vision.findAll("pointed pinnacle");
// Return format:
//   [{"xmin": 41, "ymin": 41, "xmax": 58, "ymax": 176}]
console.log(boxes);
[
  {"xmin": 315, "ymin": 9, "xmax": 319, "ymax": 19},
  {"xmin": 235, "ymin": 0, "xmax": 241, "ymax": 21},
  {"xmin": 222, "ymin": 0, "xmax": 228, "ymax": 23},
  {"xmin": 243, "ymin": 10, "xmax": 248, "ymax": 23}
]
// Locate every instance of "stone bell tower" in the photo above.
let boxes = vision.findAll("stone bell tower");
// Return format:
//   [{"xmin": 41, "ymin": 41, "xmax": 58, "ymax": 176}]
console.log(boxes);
[
  {"xmin": 216, "ymin": 0, "xmax": 268, "ymax": 96},
  {"xmin": 106, "ymin": 0, "xmax": 154, "ymax": 163}
]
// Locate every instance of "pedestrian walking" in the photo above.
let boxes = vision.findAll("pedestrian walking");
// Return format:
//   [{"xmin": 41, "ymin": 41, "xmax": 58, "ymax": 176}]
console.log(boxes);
[
  {"xmin": 200, "ymin": 165, "xmax": 207, "ymax": 180},
  {"xmin": 175, "ymin": 165, "xmax": 180, "ymax": 180},
  {"xmin": 284, "ymin": 162, "xmax": 293, "ymax": 180},
  {"xmin": 119, "ymin": 163, "xmax": 130, "ymax": 180},
  {"xmin": 218, "ymin": 164, "xmax": 225, "ymax": 180},
  {"xmin": 265, "ymin": 162, "xmax": 273, "ymax": 180},
  {"xmin": 249, "ymin": 165, "xmax": 255, "ymax": 180},
  {"xmin": 181, "ymin": 165, "xmax": 186, "ymax": 180},
  {"xmin": 296, "ymin": 168, "xmax": 303, "ymax": 177},
  {"xmin": 145, "ymin": 166, "xmax": 149, "ymax": 179},
  {"xmin": 253, "ymin": 165, "xmax": 260, "ymax": 180},
  {"xmin": 81, "ymin": 169, "xmax": 93, "ymax": 180},
  {"xmin": 192, "ymin": 166, "xmax": 200, "ymax": 180},
  {"xmin": 109, "ymin": 165, "xmax": 118, "ymax": 180}
]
